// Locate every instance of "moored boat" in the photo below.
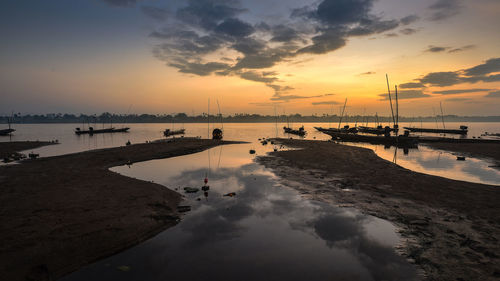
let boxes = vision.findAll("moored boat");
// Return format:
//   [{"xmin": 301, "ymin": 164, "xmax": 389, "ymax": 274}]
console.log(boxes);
[
  {"xmin": 403, "ymin": 125, "xmax": 468, "ymax": 135},
  {"xmin": 75, "ymin": 127, "xmax": 129, "ymax": 135}
]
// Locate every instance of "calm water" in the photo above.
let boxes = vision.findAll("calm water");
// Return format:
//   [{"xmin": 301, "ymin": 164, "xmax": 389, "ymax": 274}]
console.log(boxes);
[
  {"xmin": 61, "ymin": 143, "xmax": 417, "ymax": 281},
  {"xmin": 1, "ymin": 122, "xmax": 499, "ymax": 185}
]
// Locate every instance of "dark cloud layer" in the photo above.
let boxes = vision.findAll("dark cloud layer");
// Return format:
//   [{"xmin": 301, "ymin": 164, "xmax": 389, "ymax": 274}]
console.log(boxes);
[
  {"xmin": 398, "ymin": 58, "xmax": 500, "ymax": 90},
  {"xmin": 147, "ymin": 0, "xmax": 420, "ymax": 101}
]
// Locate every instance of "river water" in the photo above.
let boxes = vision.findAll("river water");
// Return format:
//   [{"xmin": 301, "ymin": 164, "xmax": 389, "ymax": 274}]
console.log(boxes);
[{"xmin": 1, "ymin": 122, "xmax": 499, "ymax": 185}]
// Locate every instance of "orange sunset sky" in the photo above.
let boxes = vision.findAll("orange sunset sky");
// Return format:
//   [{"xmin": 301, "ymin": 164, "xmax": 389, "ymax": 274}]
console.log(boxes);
[{"xmin": 1, "ymin": 0, "xmax": 499, "ymax": 116}]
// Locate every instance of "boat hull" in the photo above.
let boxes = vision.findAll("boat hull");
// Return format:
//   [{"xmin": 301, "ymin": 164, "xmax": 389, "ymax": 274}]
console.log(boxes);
[
  {"xmin": 404, "ymin": 127, "xmax": 467, "ymax": 135},
  {"xmin": 75, "ymin": 127, "xmax": 129, "ymax": 135}
]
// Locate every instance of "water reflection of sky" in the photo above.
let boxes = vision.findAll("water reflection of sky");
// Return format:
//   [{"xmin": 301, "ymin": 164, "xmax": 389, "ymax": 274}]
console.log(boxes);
[
  {"xmin": 346, "ymin": 143, "xmax": 500, "ymax": 185},
  {"xmin": 62, "ymin": 144, "xmax": 417, "ymax": 281}
]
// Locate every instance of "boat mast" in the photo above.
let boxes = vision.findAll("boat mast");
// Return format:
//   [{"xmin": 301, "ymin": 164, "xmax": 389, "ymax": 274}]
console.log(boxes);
[
  {"xmin": 338, "ymin": 98, "xmax": 347, "ymax": 129},
  {"xmin": 439, "ymin": 101, "xmax": 446, "ymax": 129},
  {"xmin": 395, "ymin": 85, "xmax": 399, "ymax": 128},
  {"xmin": 217, "ymin": 99, "xmax": 223, "ymax": 132},
  {"xmin": 207, "ymin": 98, "xmax": 210, "ymax": 139},
  {"xmin": 386, "ymin": 74, "xmax": 396, "ymax": 127}
]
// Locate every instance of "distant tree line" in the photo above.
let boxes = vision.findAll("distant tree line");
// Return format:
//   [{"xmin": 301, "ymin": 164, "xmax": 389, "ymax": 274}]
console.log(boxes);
[{"xmin": 1, "ymin": 112, "xmax": 500, "ymax": 124}]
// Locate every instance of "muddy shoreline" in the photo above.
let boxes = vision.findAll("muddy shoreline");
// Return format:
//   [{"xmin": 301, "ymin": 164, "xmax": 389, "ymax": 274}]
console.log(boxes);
[
  {"xmin": 0, "ymin": 138, "xmax": 239, "ymax": 281},
  {"xmin": 0, "ymin": 141, "xmax": 56, "ymax": 159},
  {"xmin": 258, "ymin": 139, "xmax": 499, "ymax": 281}
]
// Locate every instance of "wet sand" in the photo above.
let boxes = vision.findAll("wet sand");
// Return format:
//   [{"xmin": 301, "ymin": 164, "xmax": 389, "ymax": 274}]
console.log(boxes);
[
  {"xmin": 423, "ymin": 142, "xmax": 500, "ymax": 168},
  {"xmin": 0, "ymin": 141, "xmax": 55, "ymax": 159},
  {"xmin": 0, "ymin": 138, "xmax": 239, "ymax": 281},
  {"xmin": 258, "ymin": 139, "xmax": 499, "ymax": 281}
]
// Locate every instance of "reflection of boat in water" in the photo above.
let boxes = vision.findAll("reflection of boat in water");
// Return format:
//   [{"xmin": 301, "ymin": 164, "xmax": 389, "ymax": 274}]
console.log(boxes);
[
  {"xmin": 403, "ymin": 125, "xmax": 468, "ymax": 135},
  {"xmin": 283, "ymin": 126, "xmax": 306, "ymax": 136},
  {"xmin": 164, "ymin": 128, "xmax": 185, "ymax": 137},
  {"xmin": 75, "ymin": 127, "xmax": 130, "ymax": 135}
]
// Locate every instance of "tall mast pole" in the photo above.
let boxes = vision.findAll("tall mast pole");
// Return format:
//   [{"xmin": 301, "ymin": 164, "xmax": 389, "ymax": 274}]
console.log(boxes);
[
  {"xmin": 207, "ymin": 99, "xmax": 210, "ymax": 139},
  {"xmin": 386, "ymin": 74, "xmax": 396, "ymax": 126},
  {"xmin": 439, "ymin": 101, "xmax": 446, "ymax": 129},
  {"xmin": 338, "ymin": 98, "xmax": 347, "ymax": 129},
  {"xmin": 395, "ymin": 85, "xmax": 399, "ymax": 128}
]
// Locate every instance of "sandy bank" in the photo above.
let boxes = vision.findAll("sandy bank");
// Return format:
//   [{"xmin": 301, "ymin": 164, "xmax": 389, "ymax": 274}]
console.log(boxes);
[
  {"xmin": 423, "ymin": 142, "xmax": 500, "ymax": 167},
  {"xmin": 258, "ymin": 139, "xmax": 499, "ymax": 281},
  {"xmin": 0, "ymin": 141, "xmax": 55, "ymax": 159},
  {"xmin": 0, "ymin": 138, "xmax": 239, "ymax": 281}
]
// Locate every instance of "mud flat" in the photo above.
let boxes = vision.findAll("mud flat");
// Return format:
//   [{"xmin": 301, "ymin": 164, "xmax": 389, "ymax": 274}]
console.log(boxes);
[
  {"xmin": 258, "ymin": 138, "xmax": 499, "ymax": 281},
  {"xmin": 0, "ymin": 141, "xmax": 55, "ymax": 159},
  {"xmin": 0, "ymin": 138, "xmax": 239, "ymax": 281},
  {"xmin": 423, "ymin": 142, "xmax": 500, "ymax": 168}
]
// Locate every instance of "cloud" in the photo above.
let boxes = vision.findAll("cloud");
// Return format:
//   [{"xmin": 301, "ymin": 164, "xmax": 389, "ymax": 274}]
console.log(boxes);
[
  {"xmin": 424, "ymin": 45, "xmax": 450, "ymax": 53},
  {"xmin": 428, "ymin": 0, "xmax": 462, "ymax": 21},
  {"xmin": 399, "ymin": 82, "xmax": 424, "ymax": 89},
  {"xmin": 398, "ymin": 57, "xmax": 500, "ymax": 89},
  {"xmin": 149, "ymin": 0, "xmax": 420, "ymax": 102},
  {"xmin": 485, "ymin": 90, "xmax": 500, "ymax": 98},
  {"xmin": 378, "ymin": 90, "xmax": 431, "ymax": 100},
  {"xmin": 433, "ymin": 88, "xmax": 490, "ymax": 95},
  {"xmin": 239, "ymin": 71, "xmax": 278, "ymax": 84},
  {"xmin": 419, "ymin": 71, "xmax": 462, "ymax": 86},
  {"xmin": 400, "ymin": 14, "xmax": 420, "ymax": 25},
  {"xmin": 101, "ymin": 0, "xmax": 141, "ymax": 7},
  {"xmin": 141, "ymin": 6, "xmax": 169, "ymax": 20},
  {"xmin": 463, "ymin": 57, "xmax": 500, "ymax": 76},
  {"xmin": 448, "ymin": 44, "xmax": 475, "ymax": 53},
  {"xmin": 215, "ymin": 18, "xmax": 255, "ymax": 37},
  {"xmin": 312, "ymin": 101, "xmax": 341, "ymax": 105},
  {"xmin": 399, "ymin": 28, "xmax": 418, "ymax": 35}
]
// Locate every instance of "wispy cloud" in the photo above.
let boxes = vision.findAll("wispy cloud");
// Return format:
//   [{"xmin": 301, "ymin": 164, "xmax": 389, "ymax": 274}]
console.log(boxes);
[
  {"xmin": 433, "ymin": 88, "xmax": 490, "ymax": 95},
  {"xmin": 427, "ymin": 0, "xmax": 462, "ymax": 21},
  {"xmin": 485, "ymin": 90, "xmax": 500, "ymax": 98},
  {"xmin": 399, "ymin": 57, "xmax": 500, "ymax": 88},
  {"xmin": 312, "ymin": 101, "xmax": 341, "ymax": 105},
  {"xmin": 378, "ymin": 90, "xmax": 431, "ymax": 100}
]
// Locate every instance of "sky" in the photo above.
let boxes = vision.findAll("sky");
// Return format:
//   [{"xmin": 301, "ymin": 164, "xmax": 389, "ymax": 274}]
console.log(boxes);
[{"xmin": 0, "ymin": 0, "xmax": 499, "ymax": 116}]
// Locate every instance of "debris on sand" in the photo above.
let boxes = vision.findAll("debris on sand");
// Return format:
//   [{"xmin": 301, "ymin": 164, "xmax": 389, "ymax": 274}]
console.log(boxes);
[
  {"xmin": 183, "ymin": 187, "xmax": 199, "ymax": 193},
  {"xmin": 177, "ymin": 205, "xmax": 191, "ymax": 213}
]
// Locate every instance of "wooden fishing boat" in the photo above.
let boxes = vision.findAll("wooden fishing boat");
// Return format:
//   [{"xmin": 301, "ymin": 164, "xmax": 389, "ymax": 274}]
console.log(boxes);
[
  {"xmin": 319, "ymin": 130, "xmax": 419, "ymax": 147},
  {"xmin": 75, "ymin": 126, "xmax": 129, "ymax": 135},
  {"xmin": 164, "ymin": 128, "xmax": 185, "ymax": 137},
  {"xmin": 0, "ymin": 128, "xmax": 15, "ymax": 136},
  {"xmin": 284, "ymin": 126, "xmax": 306, "ymax": 136},
  {"xmin": 357, "ymin": 125, "xmax": 393, "ymax": 135},
  {"xmin": 403, "ymin": 126, "xmax": 468, "ymax": 135},
  {"xmin": 314, "ymin": 125, "xmax": 358, "ymax": 134}
]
